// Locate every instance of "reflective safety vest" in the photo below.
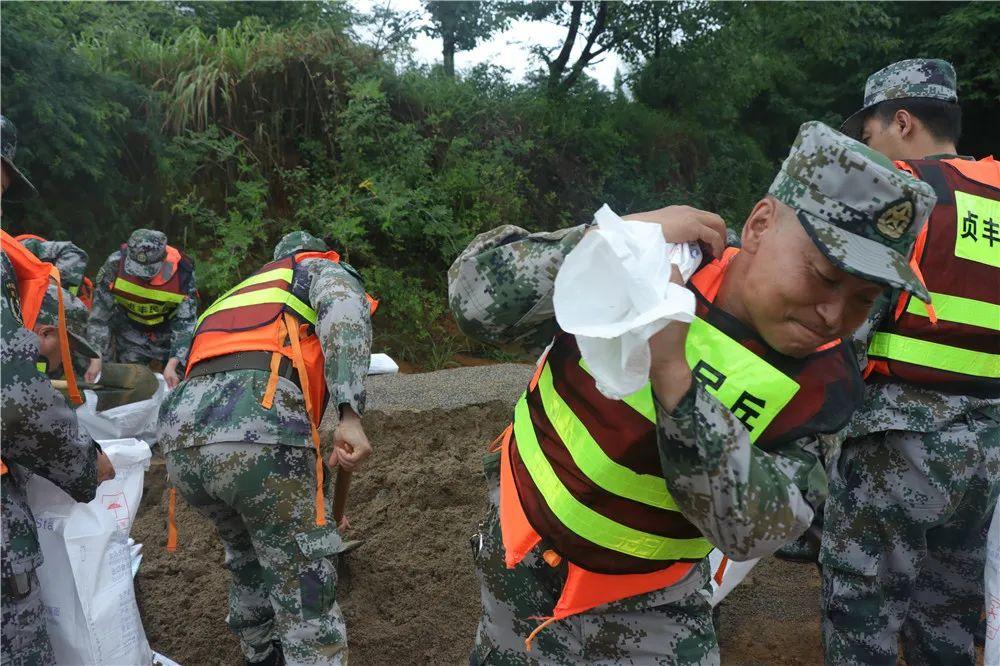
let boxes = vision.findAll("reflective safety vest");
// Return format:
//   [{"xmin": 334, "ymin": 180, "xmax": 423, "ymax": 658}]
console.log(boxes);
[
  {"xmin": 0, "ymin": 230, "xmax": 83, "ymax": 405},
  {"xmin": 109, "ymin": 244, "xmax": 191, "ymax": 326},
  {"xmin": 182, "ymin": 250, "xmax": 378, "ymax": 540},
  {"xmin": 14, "ymin": 233, "xmax": 95, "ymax": 309},
  {"xmin": 499, "ymin": 248, "xmax": 862, "ymax": 631},
  {"xmin": 867, "ymin": 157, "xmax": 1000, "ymax": 395}
]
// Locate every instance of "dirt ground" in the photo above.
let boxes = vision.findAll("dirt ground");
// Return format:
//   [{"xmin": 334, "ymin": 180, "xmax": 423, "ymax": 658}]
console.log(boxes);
[{"xmin": 132, "ymin": 396, "xmax": 835, "ymax": 665}]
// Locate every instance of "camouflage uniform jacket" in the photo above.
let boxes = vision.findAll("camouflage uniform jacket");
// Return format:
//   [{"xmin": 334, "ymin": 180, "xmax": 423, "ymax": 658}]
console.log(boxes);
[
  {"xmin": 18, "ymin": 238, "xmax": 88, "ymax": 291},
  {"xmin": 86, "ymin": 249, "xmax": 198, "ymax": 364},
  {"xmin": 449, "ymin": 224, "xmax": 826, "ymax": 561},
  {"xmin": 0, "ymin": 252, "xmax": 99, "ymax": 576},
  {"xmin": 157, "ymin": 258, "xmax": 372, "ymax": 454}
]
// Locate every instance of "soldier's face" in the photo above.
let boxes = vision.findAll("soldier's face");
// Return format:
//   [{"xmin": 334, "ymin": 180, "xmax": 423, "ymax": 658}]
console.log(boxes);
[
  {"xmin": 860, "ymin": 115, "xmax": 907, "ymax": 160},
  {"xmin": 736, "ymin": 200, "xmax": 883, "ymax": 358},
  {"xmin": 33, "ymin": 325, "xmax": 63, "ymax": 370}
]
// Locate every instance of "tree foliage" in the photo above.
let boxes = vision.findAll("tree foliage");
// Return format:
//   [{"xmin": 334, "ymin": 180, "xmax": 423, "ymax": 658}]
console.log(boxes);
[{"xmin": 2, "ymin": 1, "xmax": 996, "ymax": 367}]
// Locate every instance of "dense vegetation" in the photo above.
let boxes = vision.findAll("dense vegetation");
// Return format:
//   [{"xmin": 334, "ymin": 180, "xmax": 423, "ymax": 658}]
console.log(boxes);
[{"xmin": 3, "ymin": 1, "xmax": 997, "ymax": 367}]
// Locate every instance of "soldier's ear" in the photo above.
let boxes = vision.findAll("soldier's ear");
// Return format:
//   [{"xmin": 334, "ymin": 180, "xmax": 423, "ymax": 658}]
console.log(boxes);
[
  {"xmin": 894, "ymin": 108, "xmax": 916, "ymax": 140},
  {"xmin": 740, "ymin": 198, "xmax": 777, "ymax": 254}
]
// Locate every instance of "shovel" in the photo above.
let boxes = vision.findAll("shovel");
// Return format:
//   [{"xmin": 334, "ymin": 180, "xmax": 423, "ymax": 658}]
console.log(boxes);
[{"xmin": 333, "ymin": 468, "xmax": 363, "ymax": 555}]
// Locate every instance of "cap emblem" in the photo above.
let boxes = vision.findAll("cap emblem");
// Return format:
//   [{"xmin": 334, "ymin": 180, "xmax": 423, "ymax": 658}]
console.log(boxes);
[{"xmin": 875, "ymin": 199, "xmax": 914, "ymax": 240}]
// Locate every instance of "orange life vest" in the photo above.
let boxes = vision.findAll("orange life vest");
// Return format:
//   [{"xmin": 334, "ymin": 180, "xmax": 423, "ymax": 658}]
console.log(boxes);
[
  {"xmin": 498, "ymin": 248, "xmax": 862, "ymax": 642},
  {"xmin": 866, "ymin": 157, "xmax": 1000, "ymax": 395},
  {"xmin": 109, "ymin": 244, "xmax": 191, "ymax": 326},
  {"xmin": 14, "ymin": 233, "xmax": 95, "ymax": 309},
  {"xmin": 1, "ymin": 230, "xmax": 83, "ymax": 405}
]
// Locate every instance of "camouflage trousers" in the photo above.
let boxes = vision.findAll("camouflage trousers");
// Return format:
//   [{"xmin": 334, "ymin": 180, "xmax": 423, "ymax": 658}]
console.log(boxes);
[
  {"xmin": 166, "ymin": 443, "xmax": 347, "ymax": 666},
  {"xmin": 820, "ymin": 406, "xmax": 1000, "ymax": 665},
  {"xmin": 1, "ymin": 569, "xmax": 54, "ymax": 666},
  {"xmin": 471, "ymin": 456, "xmax": 718, "ymax": 665}
]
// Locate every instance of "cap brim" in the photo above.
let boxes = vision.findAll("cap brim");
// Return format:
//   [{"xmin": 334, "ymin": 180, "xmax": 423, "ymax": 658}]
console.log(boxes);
[
  {"xmin": 797, "ymin": 211, "xmax": 930, "ymax": 303},
  {"xmin": 1, "ymin": 156, "xmax": 38, "ymax": 201},
  {"xmin": 124, "ymin": 257, "xmax": 162, "ymax": 279},
  {"xmin": 68, "ymin": 329, "xmax": 100, "ymax": 359},
  {"xmin": 839, "ymin": 107, "xmax": 867, "ymax": 141}
]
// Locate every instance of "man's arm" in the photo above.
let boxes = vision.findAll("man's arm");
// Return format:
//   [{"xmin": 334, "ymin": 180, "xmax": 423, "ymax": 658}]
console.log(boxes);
[
  {"xmin": 447, "ymin": 224, "xmax": 588, "ymax": 355},
  {"xmin": 308, "ymin": 260, "xmax": 373, "ymax": 418},
  {"xmin": 2, "ymin": 309, "xmax": 100, "ymax": 503},
  {"xmin": 85, "ymin": 254, "xmax": 118, "ymax": 358},
  {"xmin": 655, "ymin": 385, "xmax": 822, "ymax": 561},
  {"xmin": 26, "ymin": 239, "xmax": 89, "ymax": 290},
  {"xmin": 168, "ymin": 264, "xmax": 199, "ymax": 367}
]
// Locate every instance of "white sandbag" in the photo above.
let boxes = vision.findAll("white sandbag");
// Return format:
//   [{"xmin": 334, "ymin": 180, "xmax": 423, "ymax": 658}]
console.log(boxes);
[
  {"xmin": 368, "ymin": 353, "xmax": 399, "ymax": 375},
  {"xmin": 76, "ymin": 374, "xmax": 167, "ymax": 444},
  {"xmin": 554, "ymin": 204, "xmax": 701, "ymax": 399},
  {"xmin": 986, "ymin": 497, "xmax": 1000, "ymax": 665},
  {"xmin": 707, "ymin": 549, "xmax": 760, "ymax": 606},
  {"xmin": 26, "ymin": 438, "xmax": 153, "ymax": 666}
]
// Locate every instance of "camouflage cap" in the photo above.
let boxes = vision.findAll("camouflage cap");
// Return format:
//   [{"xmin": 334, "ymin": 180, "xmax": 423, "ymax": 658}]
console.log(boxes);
[
  {"xmin": 1, "ymin": 114, "xmax": 38, "ymax": 201},
  {"xmin": 36, "ymin": 284, "xmax": 100, "ymax": 359},
  {"xmin": 125, "ymin": 229, "xmax": 168, "ymax": 279},
  {"xmin": 273, "ymin": 231, "xmax": 328, "ymax": 260},
  {"xmin": 841, "ymin": 59, "xmax": 958, "ymax": 139},
  {"xmin": 769, "ymin": 121, "xmax": 937, "ymax": 302}
]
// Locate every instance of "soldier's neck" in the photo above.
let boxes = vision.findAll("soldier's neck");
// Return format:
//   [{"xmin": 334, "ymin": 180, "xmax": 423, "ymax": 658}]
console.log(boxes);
[
  {"xmin": 712, "ymin": 252, "xmax": 754, "ymax": 330},
  {"xmin": 900, "ymin": 137, "xmax": 958, "ymax": 161}
]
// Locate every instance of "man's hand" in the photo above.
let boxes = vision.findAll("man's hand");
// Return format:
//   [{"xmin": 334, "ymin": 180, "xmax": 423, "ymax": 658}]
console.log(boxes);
[
  {"xmin": 623, "ymin": 205, "xmax": 727, "ymax": 259},
  {"xmin": 327, "ymin": 406, "xmax": 372, "ymax": 472},
  {"xmin": 84, "ymin": 356, "xmax": 102, "ymax": 384},
  {"xmin": 649, "ymin": 267, "xmax": 694, "ymax": 411},
  {"xmin": 96, "ymin": 451, "xmax": 116, "ymax": 484},
  {"xmin": 163, "ymin": 357, "xmax": 181, "ymax": 389}
]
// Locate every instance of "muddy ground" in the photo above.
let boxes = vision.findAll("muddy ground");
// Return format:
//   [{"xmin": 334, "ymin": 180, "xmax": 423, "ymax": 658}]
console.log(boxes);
[{"xmin": 133, "ymin": 366, "xmax": 826, "ymax": 665}]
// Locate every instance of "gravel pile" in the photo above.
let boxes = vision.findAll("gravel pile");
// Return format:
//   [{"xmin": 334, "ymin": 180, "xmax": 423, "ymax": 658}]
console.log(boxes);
[{"xmin": 365, "ymin": 363, "xmax": 533, "ymax": 413}]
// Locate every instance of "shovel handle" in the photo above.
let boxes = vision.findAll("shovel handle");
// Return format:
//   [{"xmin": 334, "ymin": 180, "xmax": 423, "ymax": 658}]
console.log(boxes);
[{"xmin": 332, "ymin": 467, "xmax": 352, "ymax": 525}]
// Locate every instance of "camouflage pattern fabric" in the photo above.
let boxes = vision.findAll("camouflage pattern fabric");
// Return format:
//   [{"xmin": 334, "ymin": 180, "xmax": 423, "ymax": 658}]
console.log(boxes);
[
  {"xmin": 274, "ymin": 231, "xmax": 329, "ymax": 259},
  {"xmin": 0, "ymin": 250, "xmax": 99, "ymax": 666},
  {"xmin": 842, "ymin": 58, "xmax": 959, "ymax": 139},
  {"xmin": 820, "ymin": 383, "xmax": 1000, "ymax": 665},
  {"xmin": 768, "ymin": 121, "xmax": 936, "ymax": 302},
  {"xmin": 17, "ymin": 238, "xmax": 88, "ymax": 291},
  {"xmin": 157, "ymin": 256, "xmax": 372, "ymax": 454},
  {"xmin": 1, "ymin": 570, "xmax": 55, "ymax": 666},
  {"xmin": 167, "ymin": 443, "xmax": 347, "ymax": 665},
  {"xmin": 450, "ymin": 223, "xmax": 824, "ymax": 664},
  {"xmin": 86, "ymin": 245, "xmax": 198, "ymax": 366},
  {"xmin": 123, "ymin": 228, "xmax": 168, "ymax": 280},
  {"xmin": 472, "ymin": 454, "xmax": 718, "ymax": 665}
]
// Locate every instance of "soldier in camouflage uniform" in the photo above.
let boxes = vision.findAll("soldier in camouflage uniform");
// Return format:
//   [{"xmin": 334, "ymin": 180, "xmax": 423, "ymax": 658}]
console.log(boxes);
[
  {"xmin": 450, "ymin": 121, "xmax": 937, "ymax": 665},
  {"xmin": 158, "ymin": 231, "xmax": 373, "ymax": 666},
  {"xmin": 1, "ymin": 119, "xmax": 114, "ymax": 665},
  {"xmin": 87, "ymin": 229, "xmax": 198, "ymax": 388},
  {"xmin": 32, "ymin": 283, "xmax": 100, "ymax": 378},
  {"xmin": 821, "ymin": 59, "xmax": 1000, "ymax": 665}
]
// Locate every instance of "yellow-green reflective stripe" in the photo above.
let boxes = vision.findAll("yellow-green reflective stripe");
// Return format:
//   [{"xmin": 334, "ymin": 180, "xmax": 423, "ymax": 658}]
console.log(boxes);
[
  {"xmin": 113, "ymin": 294, "xmax": 174, "ymax": 320},
  {"xmin": 215, "ymin": 268, "xmax": 294, "ymax": 304},
  {"xmin": 112, "ymin": 277, "xmax": 185, "ymax": 303},
  {"xmin": 513, "ymin": 395, "xmax": 713, "ymax": 561},
  {"xmin": 68, "ymin": 285, "xmax": 79, "ymax": 296},
  {"xmin": 36, "ymin": 361, "xmax": 47, "ymax": 373},
  {"xmin": 684, "ymin": 317, "xmax": 800, "ymax": 442},
  {"xmin": 578, "ymin": 358, "xmax": 656, "ymax": 423},
  {"xmin": 537, "ymin": 364, "xmax": 676, "ymax": 510},
  {"xmin": 869, "ymin": 332, "xmax": 1000, "ymax": 379},
  {"xmin": 906, "ymin": 292, "xmax": 1000, "ymax": 331},
  {"xmin": 198, "ymin": 288, "xmax": 317, "ymax": 326}
]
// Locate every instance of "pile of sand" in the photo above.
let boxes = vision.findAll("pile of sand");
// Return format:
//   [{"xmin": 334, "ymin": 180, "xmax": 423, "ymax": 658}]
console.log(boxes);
[{"xmin": 132, "ymin": 366, "xmax": 825, "ymax": 665}]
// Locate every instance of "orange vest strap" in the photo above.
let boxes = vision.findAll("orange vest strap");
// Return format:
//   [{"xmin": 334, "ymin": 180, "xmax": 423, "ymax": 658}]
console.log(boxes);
[
  {"xmin": 549, "ymin": 560, "xmax": 696, "ymax": 620},
  {"xmin": 149, "ymin": 246, "xmax": 183, "ymax": 286},
  {"xmin": 942, "ymin": 155, "xmax": 1000, "ymax": 186},
  {"xmin": 13, "ymin": 233, "xmax": 46, "ymax": 243},
  {"xmin": 166, "ymin": 487, "xmax": 179, "ymax": 552},
  {"xmin": 293, "ymin": 250, "xmax": 379, "ymax": 315},
  {"xmin": 499, "ymin": 422, "xmax": 541, "ymax": 568},
  {"xmin": 1, "ymin": 460, "xmax": 8, "ymax": 476},
  {"xmin": 688, "ymin": 247, "xmax": 739, "ymax": 302},
  {"xmin": 284, "ymin": 312, "xmax": 327, "ymax": 527}
]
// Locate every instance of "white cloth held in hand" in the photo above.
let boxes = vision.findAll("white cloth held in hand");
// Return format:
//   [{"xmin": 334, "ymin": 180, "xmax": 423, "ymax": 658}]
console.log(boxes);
[{"xmin": 553, "ymin": 204, "xmax": 701, "ymax": 399}]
